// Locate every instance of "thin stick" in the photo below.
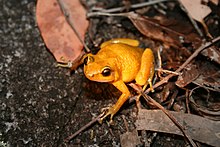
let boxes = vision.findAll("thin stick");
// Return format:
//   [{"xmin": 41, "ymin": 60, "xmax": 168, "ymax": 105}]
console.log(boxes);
[
  {"xmin": 56, "ymin": 0, "xmax": 90, "ymax": 53},
  {"xmin": 145, "ymin": 36, "xmax": 220, "ymax": 94},
  {"xmin": 129, "ymin": 83, "xmax": 197, "ymax": 147},
  {"xmin": 128, "ymin": 36, "xmax": 220, "ymax": 146},
  {"xmin": 91, "ymin": 0, "xmax": 172, "ymax": 13},
  {"xmin": 87, "ymin": 11, "xmax": 128, "ymax": 18},
  {"xmin": 64, "ymin": 113, "xmax": 104, "ymax": 142}
]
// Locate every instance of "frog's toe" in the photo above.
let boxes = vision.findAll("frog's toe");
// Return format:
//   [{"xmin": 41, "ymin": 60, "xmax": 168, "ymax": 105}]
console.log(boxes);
[
  {"xmin": 101, "ymin": 105, "xmax": 111, "ymax": 113},
  {"xmin": 148, "ymin": 80, "xmax": 154, "ymax": 92},
  {"xmin": 99, "ymin": 106, "xmax": 116, "ymax": 124}
]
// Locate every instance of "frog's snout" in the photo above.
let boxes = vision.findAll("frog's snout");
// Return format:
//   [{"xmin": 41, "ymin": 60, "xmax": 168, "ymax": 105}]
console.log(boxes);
[
  {"xmin": 87, "ymin": 74, "xmax": 94, "ymax": 77},
  {"xmin": 85, "ymin": 71, "xmax": 94, "ymax": 78}
]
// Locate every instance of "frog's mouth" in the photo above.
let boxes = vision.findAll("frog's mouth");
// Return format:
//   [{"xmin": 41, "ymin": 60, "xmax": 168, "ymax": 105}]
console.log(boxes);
[
  {"xmin": 93, "ymin": 79, "xmax": 114, "ymax": 83},
  {"xmin": 84, "ymin": 73, "xmax": 115, "ymax": 83}
]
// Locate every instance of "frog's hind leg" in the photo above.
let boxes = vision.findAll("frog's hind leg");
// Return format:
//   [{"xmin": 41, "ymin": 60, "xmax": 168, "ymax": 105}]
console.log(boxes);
[
  {"xmin": 100, "ymin": 38, "xmax": 140, "ymax": 48},
  {"xmin": 135, "ymin": 48, "xmax": 154, "ymax": 91},
  {"xmin": 135, "ymin": 48, "xmax": 154, "ymax": 110}
]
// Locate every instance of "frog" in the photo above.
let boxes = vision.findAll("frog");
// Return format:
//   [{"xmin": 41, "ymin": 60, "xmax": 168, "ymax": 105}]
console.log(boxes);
[{"xmin": 83, "ymin": 38, "xmax": 155, "ymax": 123}]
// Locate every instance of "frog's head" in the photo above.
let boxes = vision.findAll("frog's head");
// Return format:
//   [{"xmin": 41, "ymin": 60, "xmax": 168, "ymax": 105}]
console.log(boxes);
[{"xmin": 83, "ymin": 54, "xmax": 119, "ymax": 83}]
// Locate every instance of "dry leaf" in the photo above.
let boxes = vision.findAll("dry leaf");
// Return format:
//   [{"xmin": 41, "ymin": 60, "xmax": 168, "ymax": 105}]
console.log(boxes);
[
  {"xmin": 176, "ymin": 62, "xmax": 200, "ymax": 88},
  {"xmin": 176, "ymin": 59, "xmax": 220, "ymax": 92},
  {"xmin": 210, "ymin": 0, "xmax": 219, "ymax": 5},
  {"xmin": 126, "ymin": 12, "xmax": 202, "ymax": 49},
  {"xmin": 189, "ymin": 96, "xmax": 220, "ymax": 121},
  {"xmin": 36, "ymin": 0, "xmax": 88, "ymax": 63},
  {"xmin": 120, "ymin": 130, "xmax": 141, "ymax": 147},
  {"xmin": 125, "ymin": 12, "xmax": 220, "ymax": 64},
  {"xmin": 135, "ymin": 109, "xmax": 220, "ymax": 147},
  {"xmin": 193, "ymin": 61, "xmax": 220, "ymax": 92},
  {"xmin": 180, "ymin": 0, "xmax": 211, "ymax": 22}
]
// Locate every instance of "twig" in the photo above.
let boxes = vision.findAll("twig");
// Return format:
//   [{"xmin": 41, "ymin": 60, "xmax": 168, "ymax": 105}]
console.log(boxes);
[
  {"xmin": 91, "ymin": 0, "xmax": 173, "ymax": 13},
  {"xmin": 64, "ymin": 113, "xmax": 104, "ymax": 142},
  {"xmin": 129, "ymin": 83, "xmax": 197, "ymax": 147},
  {"xmin": 144, "ymin": 36, "xmax": 220, "ymax": 94},
  {"xmin": 128, "ymin": 36, "xmax": 220, "ymax": 146},
  {"xmin": 155, "ymin": 68, "xmax": 180, "ymax": 75},
  {"xmin": 129, "ymin": 36, "xmax": 220, "ymax": 147},
  {"xmin": 87, "ymin": 11, "xmax": 128, "ymax": 18},
  {"xmin": 56, "ymin": 0, "xmax": 90, "ymax": 53}
]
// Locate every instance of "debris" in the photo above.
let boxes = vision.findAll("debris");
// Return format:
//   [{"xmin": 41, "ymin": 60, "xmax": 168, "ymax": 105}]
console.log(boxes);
[
  {"xmin": 135, "ymin": 109, "xmax": 220, "ymax": 147},
  {"xmin": 120, "ymin": 130, "xmax": 141, "ymax": 147}
]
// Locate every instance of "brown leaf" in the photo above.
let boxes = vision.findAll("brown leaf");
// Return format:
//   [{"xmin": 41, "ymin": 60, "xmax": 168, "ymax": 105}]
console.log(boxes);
[
  {"xmin": 36, "ymin": 0, "xmax": 88, "ymax": 63},
  {"xmin": 180, "ymin": 0, "xmax": 211, "ymax": 22},
  {"xmin": 176, "ymin": 62, "xmax": 200, "ymax": 88},
  {"xmin": 126, "ymin": 12, "xmax": 220, "ymax": 64},
  {"xmin": 189, "ymin": 95, "xmax": 220, "ymax": 121},
  {"xmin": 201, "ymin": 46, "xmax": 220, "ymax": 65},
  {"xmin": 176, "ymin": 60, "xmax": 220, "ymax": 92},
  {"xmin": 135, "ymin": 109, "xmax": 220, "ymax": 147},
  {"xmin": 127, "ymin": 12, "xmax": 202, "ymax": 49},
  {"xmin": 193, "ymin": 61, "xmax": 220, "ymax": 92},
  {"xmin": 120, "ymin": 130, "xmax": 141, "ymax": 147},
  {"xmin": 210, "ymin": 0, "xmax": 219, "ymax": 5}
]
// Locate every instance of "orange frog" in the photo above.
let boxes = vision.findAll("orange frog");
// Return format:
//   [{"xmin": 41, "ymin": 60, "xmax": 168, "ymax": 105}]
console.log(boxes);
[{"xmin": 83, "ymin": 38, "xmax": 154, "ymax": 123}]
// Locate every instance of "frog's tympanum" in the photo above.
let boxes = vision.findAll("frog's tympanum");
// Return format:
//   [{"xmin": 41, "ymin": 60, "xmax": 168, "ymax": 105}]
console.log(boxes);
[{"xmin": 83, "ymin": 38, "xmax": 154, "ymax": 123}]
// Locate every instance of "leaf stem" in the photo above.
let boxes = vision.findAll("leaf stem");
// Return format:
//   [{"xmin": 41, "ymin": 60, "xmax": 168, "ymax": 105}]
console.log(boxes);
[{"xmin": 56, "ymin": 0, "xmax": 90, "ymax": 53}]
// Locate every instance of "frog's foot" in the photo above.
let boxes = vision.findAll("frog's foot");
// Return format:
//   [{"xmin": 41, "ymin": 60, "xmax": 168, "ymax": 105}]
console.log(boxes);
[{"xmin": 99, "ymin": 106, "xmax": 116, "ymax": 124}]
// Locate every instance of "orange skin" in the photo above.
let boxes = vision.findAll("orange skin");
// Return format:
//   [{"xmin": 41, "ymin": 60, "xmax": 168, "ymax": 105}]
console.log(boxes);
[{"xmin": 84, "ymin": 38, "xmax": 154, "ymax": 122}]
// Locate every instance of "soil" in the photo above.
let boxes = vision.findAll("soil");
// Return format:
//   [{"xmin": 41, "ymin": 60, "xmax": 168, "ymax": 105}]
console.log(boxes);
[{"xmin": 0, "ymin": 0, "xmax": 218, "ymax": 146}]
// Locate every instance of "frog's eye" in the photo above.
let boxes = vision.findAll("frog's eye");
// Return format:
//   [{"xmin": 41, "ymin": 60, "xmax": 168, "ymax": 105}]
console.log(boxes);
[
  {"xmin": 84, "ymin": 56, "xmax": 94, "ymax": 65},
  {"xmin": 101, "ymin": 66, "xmax": 111, "ymax": 76}
]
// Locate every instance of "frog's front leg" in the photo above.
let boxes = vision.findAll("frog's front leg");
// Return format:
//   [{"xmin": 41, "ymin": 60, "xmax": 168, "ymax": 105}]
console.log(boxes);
[{"xmin": 100, "ymin": 80, "xmax": 130, "ymax": 123}]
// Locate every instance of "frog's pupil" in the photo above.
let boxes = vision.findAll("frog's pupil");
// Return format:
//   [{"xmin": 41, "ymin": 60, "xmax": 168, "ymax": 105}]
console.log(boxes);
[{"xmin": 102, "ymin": 68, "xmax": 111, "ymax": 76}]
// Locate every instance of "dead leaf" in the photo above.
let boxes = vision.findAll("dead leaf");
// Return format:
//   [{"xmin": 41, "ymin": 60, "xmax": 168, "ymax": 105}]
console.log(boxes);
[
  {"xmin": 180, "ymin": 0, "xmax": 211, "ymax": 22},
  {"xmin": 201, "ymin": 45, "xmax": 220, "ymax": 65},
  {"xmin": 193, "ymin": 61, "xmax": 220, "ymax": 92},
  {"xmin": 176, "ymin": 62, "xmax": 200, "ymax": 88},
  {"xmin": 120, "ymin": 130, "xmax": 141, "ymax": 147},
  {"xmin": 126, "ymin": 12, "xmax": 202, "ymax": 49},
  {"xmin": 135, "ymin": 109, "xmax": 220, "ymax": 147},
  {"xmin": 189, "ymin": 95, "xmax": 220, "ymax": 121},
  {"xmin": 176, "ymin": 59, "xmax": 220, "ymax": 92},
  {"xmin": 36, "ymin": 0, "xmax": 88, "ymax": 63},
  {"xmin": 210, "ymin": 0, "xmax": 219, "ymax": 5},
  {"xmin": 125, "ymin": 12, "xmax": 220, "ymax": 64}
]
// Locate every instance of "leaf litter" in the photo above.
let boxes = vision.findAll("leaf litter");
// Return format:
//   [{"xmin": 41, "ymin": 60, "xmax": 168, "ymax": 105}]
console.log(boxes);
[{"xmin": 36, "ymin": 0, "xmax": 220, "ymax": 146}]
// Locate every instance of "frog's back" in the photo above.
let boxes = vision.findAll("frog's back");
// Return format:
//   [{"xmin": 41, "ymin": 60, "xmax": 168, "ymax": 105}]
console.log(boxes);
[{"xmin": 98, "ymin": 43, "xmax": 144, "ymax": 82}]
